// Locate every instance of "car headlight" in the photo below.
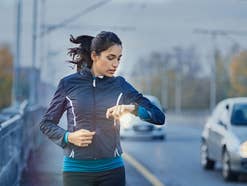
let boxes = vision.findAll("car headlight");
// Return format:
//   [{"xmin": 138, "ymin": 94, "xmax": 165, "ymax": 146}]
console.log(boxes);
[
  {"xmin": 240, "ymin": 141, "xmax": 247, "ymax": 158},
  {"xmin": 119, "ymin": 114, "xmax": 132, "ymax": 129}
]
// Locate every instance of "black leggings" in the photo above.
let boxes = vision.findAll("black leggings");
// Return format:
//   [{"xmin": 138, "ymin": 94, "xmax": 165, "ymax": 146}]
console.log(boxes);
[{"xmin": 63, "ymin": 166, "xmax": 126, "ymax": 186}]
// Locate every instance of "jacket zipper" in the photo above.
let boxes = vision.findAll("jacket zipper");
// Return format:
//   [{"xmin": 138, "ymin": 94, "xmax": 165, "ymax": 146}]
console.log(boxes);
[{"xmin": 92, "ymin": 77, "xmax": 96, "ymax": 159}]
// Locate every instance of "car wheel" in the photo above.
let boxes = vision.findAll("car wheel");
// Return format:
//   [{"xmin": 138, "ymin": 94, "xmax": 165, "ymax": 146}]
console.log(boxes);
[
  {"xmin": 200, "ymin": 141, "xmax": 215, "ymax": 170},
  {"xmin": 160, "ymin": 135, "xmax": 166, "ymax": 140},
  {"xmin": 222, "ymin": 150, "xmax": 238, "ymax": 181},
  {"xmin": 153, "ymin": 135, "xmax": 165, "ymax": 140}
]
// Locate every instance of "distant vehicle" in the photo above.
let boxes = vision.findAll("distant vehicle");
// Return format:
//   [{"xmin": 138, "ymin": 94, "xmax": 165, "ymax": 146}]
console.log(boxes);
[
  {"xmin": 120, "ymin": 95, "xmax": 165, "ymax": 140},
  {"xmin": 201, "ymin": 97, "xmax": 247, "ymax": 181}
]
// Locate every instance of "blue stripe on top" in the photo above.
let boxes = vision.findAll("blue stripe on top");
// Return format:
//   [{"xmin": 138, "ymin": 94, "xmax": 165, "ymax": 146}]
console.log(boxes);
[{"xmin": 63, "ymin": 156, "xmax": 124, "ymax": 172}]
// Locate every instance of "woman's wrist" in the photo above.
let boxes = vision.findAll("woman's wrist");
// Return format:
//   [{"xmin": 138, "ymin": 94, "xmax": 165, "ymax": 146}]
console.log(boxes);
[{"xmin": 64, "ymin": 131, "xmax": 70, "ymax": 144}]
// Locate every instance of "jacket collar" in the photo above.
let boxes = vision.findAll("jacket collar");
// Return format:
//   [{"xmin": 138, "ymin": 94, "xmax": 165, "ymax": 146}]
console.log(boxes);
[{"xmin": 78, "ymin": 67, "xmax": 108, "ymax": 79}]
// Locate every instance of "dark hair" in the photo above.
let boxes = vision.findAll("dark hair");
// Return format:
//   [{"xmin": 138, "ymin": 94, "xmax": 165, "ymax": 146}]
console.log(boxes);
[{"xmin": 67, "ymin": 31, "xmax": 122, "ymax": 71}]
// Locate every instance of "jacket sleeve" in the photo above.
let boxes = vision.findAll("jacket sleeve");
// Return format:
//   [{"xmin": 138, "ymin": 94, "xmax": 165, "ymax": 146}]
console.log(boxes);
[
  {"xmin": 39, "ymin": 79, "xmax": 67, "ymax": 148},
  {"xmin": 120, "ymin": 77, "xmax": 165, "ymax": 125}
]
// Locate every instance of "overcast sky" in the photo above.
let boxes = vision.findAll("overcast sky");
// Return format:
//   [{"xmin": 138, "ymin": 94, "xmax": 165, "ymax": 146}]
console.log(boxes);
[{"xmin": 1, "ymin": 0, "xmax": 247, "ymax": 83}]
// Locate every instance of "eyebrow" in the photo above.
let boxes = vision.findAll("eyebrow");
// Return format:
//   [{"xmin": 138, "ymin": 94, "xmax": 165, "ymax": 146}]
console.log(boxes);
[{"xmin": 108, "ymin": 54, "xmax": 122, "ymax": 58}]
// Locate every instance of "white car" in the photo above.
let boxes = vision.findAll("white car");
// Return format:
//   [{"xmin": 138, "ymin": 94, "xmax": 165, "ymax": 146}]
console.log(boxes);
[
  {"xmin": 201, "ymin": 97, "xmax": 247, "ymax": 181},
  {"xmin": 120, "ymin": 95, "xmax": 165, "ymax": 140}
]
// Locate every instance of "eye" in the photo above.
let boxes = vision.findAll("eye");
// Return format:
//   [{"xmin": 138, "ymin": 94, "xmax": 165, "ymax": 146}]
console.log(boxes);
[{"xmin": 107, "ymin": 56, "xmax": 115, "ymax": 60}]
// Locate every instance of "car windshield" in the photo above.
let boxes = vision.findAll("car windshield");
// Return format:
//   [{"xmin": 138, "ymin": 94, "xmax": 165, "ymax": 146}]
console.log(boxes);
[{"xmin": 231, "ymin": 103, "xmax": 247, "ymax": 126}]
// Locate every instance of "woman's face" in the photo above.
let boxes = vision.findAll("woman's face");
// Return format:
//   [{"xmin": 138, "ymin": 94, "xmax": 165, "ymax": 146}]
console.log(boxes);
[{"xmin": 91, "ymin": 44, "xmax": 122, "ymax": 77}]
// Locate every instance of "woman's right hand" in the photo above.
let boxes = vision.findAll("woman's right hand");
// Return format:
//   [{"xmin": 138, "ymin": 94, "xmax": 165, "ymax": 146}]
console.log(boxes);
[
  {"xmin": 106, "ymin": 104, "xmax": 136, "ymax": 120},
  {"xmin": 68, "ymin": 129, "xmax": 95, "ymax": 147}
]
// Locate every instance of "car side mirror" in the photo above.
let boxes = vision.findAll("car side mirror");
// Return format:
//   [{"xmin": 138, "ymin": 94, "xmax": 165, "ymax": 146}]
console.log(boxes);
[{"xmin": 226, "ymin": 104, "xmax": 229, "ymax": 110}]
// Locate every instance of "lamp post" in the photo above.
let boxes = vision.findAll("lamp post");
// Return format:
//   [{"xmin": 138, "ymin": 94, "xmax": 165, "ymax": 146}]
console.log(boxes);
[
  {"xmin": 29, "ymin": 0, "xmax": 38, "ymax": 105},
  {"xmin": 12, "ymin": 0, "xmax": 23, "ymax": 107}
]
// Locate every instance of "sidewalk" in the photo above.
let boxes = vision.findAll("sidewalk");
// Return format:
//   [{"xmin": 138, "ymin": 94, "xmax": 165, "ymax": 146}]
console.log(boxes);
[{"xmin": 20, "ymin": 137, "xmax": 63, "ymax": 186}]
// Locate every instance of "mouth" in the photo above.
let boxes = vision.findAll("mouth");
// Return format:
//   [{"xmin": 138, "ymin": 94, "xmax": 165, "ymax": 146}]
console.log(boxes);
[{"xmin": 108, "ymin": 70, "xmax": 116, "ymax": 74}]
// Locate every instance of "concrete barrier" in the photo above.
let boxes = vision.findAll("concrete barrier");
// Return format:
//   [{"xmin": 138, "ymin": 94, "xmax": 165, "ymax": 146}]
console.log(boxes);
[{"xmin": 0, "ymin": 101, "xmax": 45, "ymax": 186}]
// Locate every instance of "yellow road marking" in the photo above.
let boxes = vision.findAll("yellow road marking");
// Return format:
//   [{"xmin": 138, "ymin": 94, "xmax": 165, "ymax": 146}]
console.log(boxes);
[{"xmin": 123, "ymin": 153, "xmax": 165, "ymax": 186}]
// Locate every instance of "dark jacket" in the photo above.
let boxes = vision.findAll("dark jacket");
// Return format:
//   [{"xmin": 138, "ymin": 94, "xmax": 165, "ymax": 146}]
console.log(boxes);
[{"xmin": 40, "ymin": 67, "xmax": 165, "ymax": 160}]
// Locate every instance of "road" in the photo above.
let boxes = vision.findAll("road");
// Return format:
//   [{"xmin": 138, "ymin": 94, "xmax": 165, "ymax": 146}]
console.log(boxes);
[
  {"xmin": 20, "ymin": 113, "xmax": 247, "ymax": 186},
  {"xmin": 121, "ymin": 118, "xmax": 247, "ymax": 186}
]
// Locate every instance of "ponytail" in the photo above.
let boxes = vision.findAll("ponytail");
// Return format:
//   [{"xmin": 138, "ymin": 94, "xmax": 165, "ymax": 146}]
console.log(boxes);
[{"xmin": 67, "ymin": 34, "xmax": 94, "ymax": 71}]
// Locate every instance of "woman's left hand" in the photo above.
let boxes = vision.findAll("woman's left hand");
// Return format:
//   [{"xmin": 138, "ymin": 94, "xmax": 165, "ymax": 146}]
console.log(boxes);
[{"xmin": 106, "ymin": 104, "xmax": 135, "ymax": 120}]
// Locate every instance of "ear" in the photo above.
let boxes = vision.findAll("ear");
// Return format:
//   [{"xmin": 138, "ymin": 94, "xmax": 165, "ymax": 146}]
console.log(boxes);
[{"xmin": 91, "ymin": 51, "xmax": 98, "ymax": 62}]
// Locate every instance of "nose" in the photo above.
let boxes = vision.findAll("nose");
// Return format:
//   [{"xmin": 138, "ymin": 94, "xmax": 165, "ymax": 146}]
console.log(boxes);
[{"xmin": 112, "ymin": 60, "xmax": 119, "ymax": 68}]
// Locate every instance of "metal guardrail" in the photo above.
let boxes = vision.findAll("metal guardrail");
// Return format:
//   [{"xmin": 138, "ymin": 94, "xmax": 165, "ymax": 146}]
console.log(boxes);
[{"xmin": 0, "ymin": 101, "xmax": 45, "ymax": 186}]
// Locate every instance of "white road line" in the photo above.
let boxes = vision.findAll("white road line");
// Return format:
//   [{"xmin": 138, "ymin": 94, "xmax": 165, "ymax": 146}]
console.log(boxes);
[{"xmin": 123, "ymin": 153, "xmax": 165, "ymax": 186}]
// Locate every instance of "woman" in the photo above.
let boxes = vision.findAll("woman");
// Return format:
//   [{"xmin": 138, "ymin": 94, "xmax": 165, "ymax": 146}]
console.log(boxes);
[{"xmin": 40, "ymin": 31, "xmax": 165, "ymax": 186}]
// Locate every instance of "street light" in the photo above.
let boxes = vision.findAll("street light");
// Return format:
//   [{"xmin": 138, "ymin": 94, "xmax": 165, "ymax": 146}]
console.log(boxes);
[
  {"xmin": 30, "ymin": 0, "xmax": 38, "ymax": 105},
  {"xmin": 12, "ymin": 0, "xmax": 23, "ymax": 107}
]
